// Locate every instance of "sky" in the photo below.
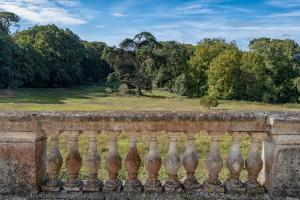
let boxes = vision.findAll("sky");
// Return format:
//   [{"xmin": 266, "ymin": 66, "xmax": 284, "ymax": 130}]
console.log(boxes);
[{"xmin": 0, "ymin": 0, "xmax": 300, "ymax": 49}]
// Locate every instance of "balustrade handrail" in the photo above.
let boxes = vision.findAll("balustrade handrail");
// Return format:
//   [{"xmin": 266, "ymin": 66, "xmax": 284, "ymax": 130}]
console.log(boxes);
[
  {"xmin": 0, "ymin": 111, "xmax": 300, "ymax": 198},
  {"xmin": 0, "ymin": 110, "xmax": 294, "ymax": 133}
]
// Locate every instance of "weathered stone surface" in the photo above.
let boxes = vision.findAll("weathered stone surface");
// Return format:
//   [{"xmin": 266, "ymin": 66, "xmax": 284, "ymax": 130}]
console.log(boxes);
[
  {"xmin": 0, "ymin": 111, "xmax": 300, "ymax": 198},
  {"xmin": 264, "ymin": 114, "xmax": 300, "ymax": 197},
  {"xmin": 0, "ymin": 131, "xmax": 46, "ymax": 195}
]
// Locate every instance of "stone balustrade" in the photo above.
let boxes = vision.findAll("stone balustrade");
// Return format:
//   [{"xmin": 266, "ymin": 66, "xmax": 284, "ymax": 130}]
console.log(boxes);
[{"xmin": 0, "ymin": 111, "xmax": 299, "ymax": 199}]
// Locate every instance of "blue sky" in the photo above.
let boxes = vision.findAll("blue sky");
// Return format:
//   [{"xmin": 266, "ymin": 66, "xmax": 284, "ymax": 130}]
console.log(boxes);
[{"xmin": 0, "ymin": 0, "xmax": 300, "ymax": 49}]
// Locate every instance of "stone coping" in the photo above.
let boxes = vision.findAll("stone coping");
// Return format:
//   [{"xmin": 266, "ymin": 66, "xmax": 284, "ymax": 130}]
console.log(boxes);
[
  {"xmin": 0, "ymin": 111, "xmax": 299, "ymax": 134},
  {"xmin": 0, "ymin": 110, "xmax": 283, "ymax": 122}
]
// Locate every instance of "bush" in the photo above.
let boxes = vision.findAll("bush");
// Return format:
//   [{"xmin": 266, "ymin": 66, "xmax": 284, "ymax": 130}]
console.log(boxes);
[
  {"xmin": 172, "ymin": 74, "xmax": 186, "ymax": 95},
  {"xmin": 105, "ymin": 87, "xmax": 113, "ymax": 94},
  {"xmin": 118, "ymin": 84, "xmax": 129, "ymax": 96},
  {"xmin": 200, "ymin": 95, "xmax": 219, "ymax": 109}
]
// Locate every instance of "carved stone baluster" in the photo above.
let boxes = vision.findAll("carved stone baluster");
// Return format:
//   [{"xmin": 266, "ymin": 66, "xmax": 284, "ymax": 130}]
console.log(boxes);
[
  {"xmin": 144, "ymin": 134, "xmax": 163, "ymax": 193},
  {"xmin": 64, "ymin": 131, "xmax": 83, "ymax": 191},
  {"xmin": 124, "ymin": 133, "xmax": 142, "ymax": 192},
  {"xmin": 183, "ymin": 132, "xmax": 201, "ymax": 190},
  {"xmin": 104, "ymin": 131, "xmax": 122, "ymax": 192},
  {"xmin": 165, "ymin": 132, "xmax": 183, "ymax": 192},
  {"xmin": 203, "ymin": 132, "xmax": 225, "ymax": 193},
  {"xmin": 83, "ymin": 131, "xmax": 103, "ymax": 192},
  {"xmin": 43, "ymin": 131, "xmax": 63, "ymax": 192},
  {"xmin": 245, "ymin": 132, "xmax": 265, "ymax": 194},
  {"xmin": 224, "ymin": 132, "xmax": 246, "ymax": 193}
]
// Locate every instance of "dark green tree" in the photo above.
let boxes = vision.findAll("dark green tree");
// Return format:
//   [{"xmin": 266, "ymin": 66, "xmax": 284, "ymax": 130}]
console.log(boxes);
[
  {"xmin": 14, "ymin": 25, "xmax": 85, "ymax": 87},
  {"xmin": 104, "ymin": 32, "xmax": 160, "ymax": 96},
  {"xmin": 0, "ymin": 30, "xmax": 22, "ymax": 88},
  {"xmin": 154, "ymin": 41, "xmax": 193, "ymax": 91},
  {"xmin": 0, "ymin": 12, "xmax": 20, "ymax": 33},
  {"xmin": 250, "ymin": 38, "xmax": 300, "ymax": 103},
  {"xmin": 80, "ymin": 41, "xmax": 111, "ymax": 83}
]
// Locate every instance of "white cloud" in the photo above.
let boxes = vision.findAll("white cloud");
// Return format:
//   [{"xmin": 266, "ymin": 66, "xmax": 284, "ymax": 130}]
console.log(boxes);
[
  {"xmin": 0, "ymin": 0, "xmax": 87, "ymax": 25},
  {"xmin": 176, "ymin": 1, "xmax": 213, "ymax": 15},
  {"xmin": 267, "ymin": 10, "xmax": 300, "ymax": 17},
  {"xmin": 267, "ymin": 0, "xmax": 300, "ymax": 8},
  {"xmin": 112, "ymin": 12, "xmax": 126, "ymax": 17}
]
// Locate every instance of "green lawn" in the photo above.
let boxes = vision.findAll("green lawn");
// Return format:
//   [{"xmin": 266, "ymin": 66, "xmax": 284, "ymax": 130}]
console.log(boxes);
[
  {"xmin": 0, "ymin": 85, "xmax": 300, "ymax": 112},
  {"xmin": 1, "ymin": 85, "xmax": 298, "ymax": 183}
]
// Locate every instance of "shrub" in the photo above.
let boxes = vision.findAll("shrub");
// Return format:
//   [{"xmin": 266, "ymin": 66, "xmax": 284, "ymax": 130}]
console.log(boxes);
[
  {"xmin": 105, "ymin": 87, "xmax": 113, "ymax": 94},
  {"xmin": 200, "ymin": 95, "xmax": 219, "ymax": 109},
  {"xmin": 118, "ymin": 84, "xmax": 129, "ymax": 96}
]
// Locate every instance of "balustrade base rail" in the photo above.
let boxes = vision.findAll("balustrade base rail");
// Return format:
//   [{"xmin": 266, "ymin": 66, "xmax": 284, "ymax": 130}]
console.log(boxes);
[{"xmin": 0, "ymin": 111, "xmax": 300, "ymax": 199}]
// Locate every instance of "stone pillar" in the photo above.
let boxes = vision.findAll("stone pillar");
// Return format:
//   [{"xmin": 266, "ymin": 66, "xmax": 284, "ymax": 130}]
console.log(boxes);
[
  {"xmin": 264, "ymin": 115, "xmax": 300, "ymax": 197},
  {"xmin": 144, "ymin": 134, "xmax": 163, "ymax": 193},
  {"xmin": 183, "ymin": 132, "xmax": 201, "ymax": 190},
  {"xmin": 64, "ymin": 131, "xmax": 83, "ymax": 191},
  {"xmin": 124, "ymin": 133, "xmax": 142, "ymax": 192},
  {"xmin": 245, "ymin": 132, "xmax": 265, "ymax": 194},
  {"xmin": 203, "ymin": 132, "xmax": 224, "ymax": 193},
  {"xmin": 164, "ymin": 132, "xmax": 183, "ymax": 192},
  {"xmin": 224, "ymin": 132, "xmax": 246, "ymax": 193},
  {"xmin": 0, "ymin": 130, "xmax": 46, "ymax": 195},
  {"xmin": 83, "ymin": 131, "xmax": 103, "ymax": 192},
  {"xmin": 104, "ymin": 131, "xmax": 122, "ymax": 192},
  {"xmin": 43, "ymin": 131, "xmax": 63, "ymax": 192}
]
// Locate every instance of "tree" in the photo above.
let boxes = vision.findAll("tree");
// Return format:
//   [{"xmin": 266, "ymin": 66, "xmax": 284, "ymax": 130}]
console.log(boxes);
[
  {"xmin": 240, "ymin": 51, "xmax": 269, "ymax": 101},
  {"xmin": 80, "ymin": 41, "xmax": 111, "ymax": 83},
  {"xmin": 250, "ymin": 38, "xmax": 300, "ymax": 103},
  {"xmin": 0, "ymin": 30, "xmax": 22, "ymax": 88},
  {"xmin": 105, "ymin": 32, "xmax": 160, "ymax": 96},
  {"xmin": 14, "ymin": 25, "xmax": 85, "ymax": 87},
  {"xmin": 0, "ymin": 12, "xmax": 20, "ymax": 33},
  {"xmin": 153, "ymin": 41, "xmax": 193, "ymax": 91},
  {"xmin": 184, "ymin": 38, "xmax": 237, "ymax": 97},
  {"xmin": 208, "ymin": 49, "xmax": 242, "ymax": 99}
]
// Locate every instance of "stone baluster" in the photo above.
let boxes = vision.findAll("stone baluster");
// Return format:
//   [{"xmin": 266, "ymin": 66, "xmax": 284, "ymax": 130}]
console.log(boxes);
[
  {"xmin": 165, "ymin": 132, "xmax": 183, "ymax": 192},
  {"xmin": 43, "ymin": 131, "xmax": 63, "ymax": 192},
  {"xmin": 104, "ymin": 131, "xmax": 122, "ymax": 192},
  {"xmin": 64, "ymin": 131, "xmax": 83, "ymax": 191},
  {"xmin": 224, "ymin": 132, "xmax": 246, "ymax": 193},
  {"xmin": 203, "ymin": 132, "xmax": 224, "ymax": 193},
  {"xmin": 124, "ymin": 132, "xmax": 142, "ymax": 192},
  {"xmin": 83, "ymin": 131, "xmax": 103, "ymax": 192},
  {"xmin": 183, "ymin": 132, "xmax": 201, "ymax": 190},
  {"xmin": 245, "ymin": 132, "xmax": 265, "ymax": 194},
  {"xmin": 144, "ymin": 134, "xmax": 163, "ymax": 193}
]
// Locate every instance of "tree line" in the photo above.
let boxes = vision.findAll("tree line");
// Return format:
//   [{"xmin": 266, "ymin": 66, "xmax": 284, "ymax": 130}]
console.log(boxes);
[{"xmin": 1, "ymin": 12, "xmax": 300, "ymax": 103}]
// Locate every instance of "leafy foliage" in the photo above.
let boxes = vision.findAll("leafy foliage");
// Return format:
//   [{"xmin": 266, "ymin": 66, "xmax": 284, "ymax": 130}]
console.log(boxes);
[
  {"xmin": 199, "ymin": 95, "xmax": 219, "ymax": 109},
  {"xmin": 1, "ymin": 11, "xmax": 300, "ymax": 104},
  {"xmin": 184, "ymin": 38, "xmax": 237, "ymax": 97},
  {"xmin": 14, "ymin": 24, "xmax": 85, "ymax": 87}
]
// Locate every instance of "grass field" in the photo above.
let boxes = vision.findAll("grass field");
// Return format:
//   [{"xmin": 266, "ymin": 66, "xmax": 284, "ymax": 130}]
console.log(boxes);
[
  {"xmin": 0, "ymin": 85, "xmax": 300, "ymax": 112},
  {"xmin": 1, "ymin": 85, "xmax": 298, "ymax": 182}
]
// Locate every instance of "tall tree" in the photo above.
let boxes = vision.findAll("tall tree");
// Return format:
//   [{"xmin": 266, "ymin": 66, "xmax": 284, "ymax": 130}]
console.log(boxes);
[
  {"xmin": 184, "ymin": 38, "xmax": 237, "ymax": 97},
  {"xmin": 14, "ymin": 25, "xmax": 85, "ymax": 87},
  {"xmin": 208, "ymin": 49, "xmax": 242, "ymax": 99},
  {"xmin": 250, "ymin": 38, "xmax": 300, "ymax": 103},
  {"xmin": 80, "ymin": 41, "xmax": 111, "ymax": 83},
  {"xmin": 154, "ymin": 41, "xmax": 193, "ymax": 91},
  {"xmin": 0, "ymin": 12, "xmax": 20, "ymax": 33},
  {"xmin": 105, "ymin": 32, "xmax": 160, "ymax": 96}
]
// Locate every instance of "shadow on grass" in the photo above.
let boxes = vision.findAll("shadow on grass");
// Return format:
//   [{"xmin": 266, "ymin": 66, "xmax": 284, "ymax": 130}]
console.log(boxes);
[{"xmin": 0, "ymin": 85, "xmax": 109, "ymax": 104}]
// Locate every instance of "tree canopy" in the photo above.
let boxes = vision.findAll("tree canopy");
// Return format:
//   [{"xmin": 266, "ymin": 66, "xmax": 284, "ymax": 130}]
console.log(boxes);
[{"xmin": 1, "ymin": 11, "xmax": 300, "ymax": 104}]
